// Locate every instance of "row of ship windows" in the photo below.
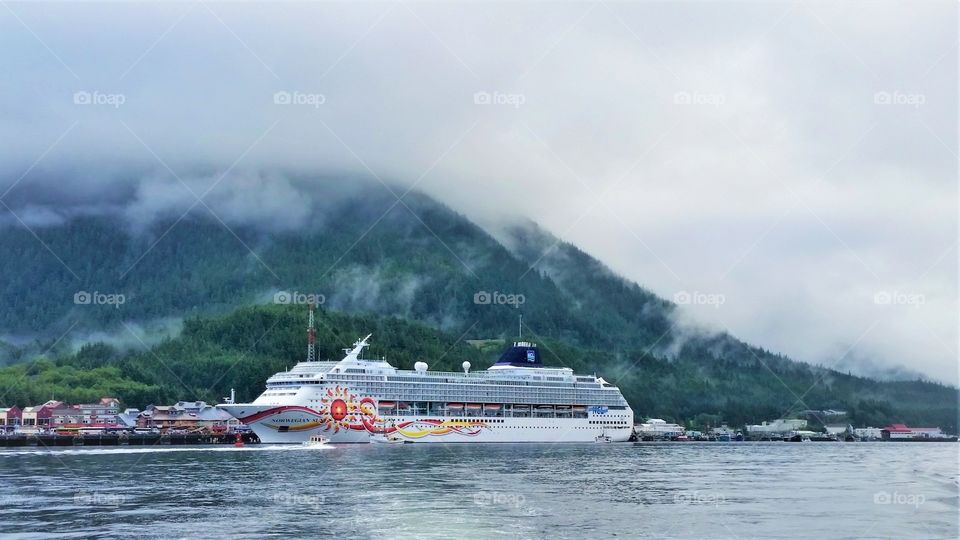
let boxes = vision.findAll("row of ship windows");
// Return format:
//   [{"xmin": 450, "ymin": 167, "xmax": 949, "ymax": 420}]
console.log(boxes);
[
  {"xmin": 272, "ymin": 377, "xmax": 604, "ymax": 390},
  {"xmin": 371, "ymin": 398, "xmax": 619, "ymax": 404},
  {"xmin": 379, "ymin": 418, "xmax": 629, "ymax": 426},
  {"xmin": 269, "ymin": 382, "xmax": 619, "ymax": 395},
  {"xmin": 299, "ymin": 398, "xmax": 626, "ymax": 410},
  {"xmin": 292, "ymin": 396, "xmax": 624, "ymax": 407},
  {"xmin": 342, "ymin": 389, "xmax": 620, "ymax": 398},
  {"xmin": 382, "ymin": 411, "xmax": 587, "ymax": 422},
  {"xmin": 363, "ymin": 376, "xmax": 594, "ymax": 388},
  {"xmin": 279, "ymin": 381, "xmax": 610, "ymax": 391}
]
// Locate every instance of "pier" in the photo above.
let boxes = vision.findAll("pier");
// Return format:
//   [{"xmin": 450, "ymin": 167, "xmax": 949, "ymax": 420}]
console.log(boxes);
[{"xmin": 0, "ymin": 432, "xmax": 260, "ymax": 448}]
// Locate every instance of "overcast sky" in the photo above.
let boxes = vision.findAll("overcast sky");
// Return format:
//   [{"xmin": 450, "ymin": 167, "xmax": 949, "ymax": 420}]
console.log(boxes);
[{"xmin": 1, "ymin": 1, "xmax": 956, "ymax": 382}]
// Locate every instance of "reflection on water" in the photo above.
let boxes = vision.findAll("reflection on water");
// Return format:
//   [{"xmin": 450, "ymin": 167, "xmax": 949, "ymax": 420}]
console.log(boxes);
[{"xmin": 0, "ymin": 442, "xmax": 957, "ymax": 539}]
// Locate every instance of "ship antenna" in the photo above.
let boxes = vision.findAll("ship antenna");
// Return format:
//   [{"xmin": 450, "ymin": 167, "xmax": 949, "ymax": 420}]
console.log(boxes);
[
  {"xmin": 306, "ymin": 300, "xmax": 316, "ymax": 362},
  {"xmin": 519, "ymin": 314, "xmax": 522, "ymax": 339}
]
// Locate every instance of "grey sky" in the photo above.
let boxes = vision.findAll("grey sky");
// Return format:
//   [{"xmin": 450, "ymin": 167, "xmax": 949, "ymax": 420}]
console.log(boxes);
[{"xmin": 0, "ymin": 1, "xmax": 956, "ymax": 382}]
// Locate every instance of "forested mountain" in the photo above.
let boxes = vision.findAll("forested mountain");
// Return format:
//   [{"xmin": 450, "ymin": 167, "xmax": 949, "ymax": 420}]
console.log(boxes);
[
  {"xmin": 1, "ymin": 305, "xmax": 955, "ymax": 431},
  {"xmin": 0, "ymin": 184, "xmax": 956, "ymax": 430}
]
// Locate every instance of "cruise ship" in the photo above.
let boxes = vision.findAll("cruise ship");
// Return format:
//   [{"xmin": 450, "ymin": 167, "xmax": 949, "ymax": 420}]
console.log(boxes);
[{"xmin": 219, "ymin": 335, "xmax": 634, "ymax": 443}]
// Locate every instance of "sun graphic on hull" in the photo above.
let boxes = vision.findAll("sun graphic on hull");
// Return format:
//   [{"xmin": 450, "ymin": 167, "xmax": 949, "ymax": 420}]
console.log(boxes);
[
  {"xmin": 330, "ymin": 399, "xmax": 348, "ymax": 421},
  {"xmin": 318, "ymin": 386, "xmax": 366, "ymax": 432}
]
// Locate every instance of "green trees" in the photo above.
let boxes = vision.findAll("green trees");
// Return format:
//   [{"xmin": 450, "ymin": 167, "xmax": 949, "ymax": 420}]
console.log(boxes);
[
  {"xmin": 0, "ymin": 189, "xmax": 956, "ymax": 430},
  {"xmin": 0, "ymin": 358, "xmax": 159, "ymax": 407},
  {"xmin": 0, "ymin": 303, "xmax": 955, "ymax": 433}
]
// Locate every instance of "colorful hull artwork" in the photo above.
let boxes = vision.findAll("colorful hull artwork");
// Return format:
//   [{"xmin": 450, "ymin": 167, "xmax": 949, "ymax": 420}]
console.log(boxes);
[{"xmin": 238, "ymin": 386, "xmax": 486, "ymax": 438}]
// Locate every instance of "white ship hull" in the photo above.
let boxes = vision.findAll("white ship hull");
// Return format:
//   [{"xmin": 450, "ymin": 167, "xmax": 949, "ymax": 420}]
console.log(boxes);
[{"xmin": 219, "ymin": 403, "xmax": 632, "ymax": 444}]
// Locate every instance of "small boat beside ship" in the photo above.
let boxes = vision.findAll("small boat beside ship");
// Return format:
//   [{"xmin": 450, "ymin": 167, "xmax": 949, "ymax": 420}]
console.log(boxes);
[
  {"xmin": 302, "ymin": 434, "xmax": 330, "ymax": 447},
  {"xmin": 370, "ymin": 433, "xmax": 411, "ymax": 444}
]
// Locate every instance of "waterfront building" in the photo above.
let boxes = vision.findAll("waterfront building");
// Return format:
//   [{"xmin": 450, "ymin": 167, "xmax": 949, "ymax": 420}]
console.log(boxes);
[
  {"xmin": 880, "ymin": 424, "xmax": 944, "ymax": 440},
  {"xmin": 21, "ymin": 400, "xmax": 60, "ymax": 431},
  {"xmin": 853, "ymin": 427, "xmax": 883, "ymax": 440},
  {"xmin": 116, "ymin": 408, "xmax": 142, "ymax": 428},
  {"xmin": 635, "ymin": 418, "xmax": 686, "ymax": 439},
  {"xmin": 709, "ymin": 424, "xmax": 743, "ymax": 441},
  {"xmin": 746, "ymin": 418, "xmax": 807, "ymax": 435},
  {"xmin": 50, "ymin": 398, "xmax": 121, "ymax": 426},
  {"xmin": 140, "ymin": 401, "xmax": 237, "ymax": 430},
  {"xmin": 824, "ymin": 424, "xmax": 851, "ymax": 436},
  {"xmin": 19, "ymin": 398, "xmax": 122, "ymax": 432},
  {"xmin": 0, "ymin": 406, "xmax": 22, "ymax": 431}
]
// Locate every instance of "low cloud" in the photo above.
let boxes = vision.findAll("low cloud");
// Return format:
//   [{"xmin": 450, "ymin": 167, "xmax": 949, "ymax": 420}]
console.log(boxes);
[{"xmin": 0, "ymin": 2, "xmax": 955, "ymax": 382}]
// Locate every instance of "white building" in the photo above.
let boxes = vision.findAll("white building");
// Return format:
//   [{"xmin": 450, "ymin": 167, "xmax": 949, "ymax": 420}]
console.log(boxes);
[
  {"xmin": 853, "ymin": 427, "xmax": 883, "ymax": 440},
  {"xmin": 824, "ymin": 424, "xmax": 851, "ymax": 436},
  {"xmin": 882, "ymin": 424, "xmax": 944, "ymax": 440},
  {"xmin": 746, "ymin": 419, "xmax": 807, "ymax": 435},
  {"xmin": 636, "ymin": 418, "xmax": 685, "ymax": 439}
]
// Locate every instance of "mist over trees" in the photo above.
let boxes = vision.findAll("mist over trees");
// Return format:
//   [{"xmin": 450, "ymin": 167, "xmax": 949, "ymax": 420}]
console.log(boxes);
[{"xmin": 0, "ymin": 187, "xmax": 955, "ymax": 431}]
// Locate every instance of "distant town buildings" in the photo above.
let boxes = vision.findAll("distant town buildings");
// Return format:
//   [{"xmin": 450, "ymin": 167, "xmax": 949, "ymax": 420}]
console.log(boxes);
[
  {"xmin": 58, "ymin": 398, "xmax": 121, "ymax": 425},
  {"xmin": 881, "ymin": 424, "xmax": 944, "ymax": 440},
  {"xmin": 7, "ymin": 398, "xmax": 239, "ymax": 433},
  {"xmin": 116, "ymin": 408, "xmax": 142, "ymax": 429},
  {"xmin": 138, "ymin": 401, "xmax": 238, "ymax": 431},
  {"xmin": 0, "ymin": 406, "xmax": 22, "ymax": 430},
  {"xmin": 853, "ymin": 427, "xmax": 883, "ymax": 440},
  {"xmin": 746, "ymin": 419, "xmax": 807, "ymax": 435},
  {"xmin": 19, "ymin": 399, "xmax": 122, "ymax": 432},
  {"xmin": 636, "ymin": 418, "xmax": 685, "ymax": 439},
  {"xmin": 824, "ymin": 424, "xmax": 852, "ymax": 436}
]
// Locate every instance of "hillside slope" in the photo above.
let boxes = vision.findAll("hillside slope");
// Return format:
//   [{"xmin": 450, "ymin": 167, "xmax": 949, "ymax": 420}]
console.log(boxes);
[
  {"xmin": 0, "ymin": 183, "xmax": 956, "ymax": 429},
  {"xmin": 1, "ymin": 304, "xmax": 955, "ymax": 431}
]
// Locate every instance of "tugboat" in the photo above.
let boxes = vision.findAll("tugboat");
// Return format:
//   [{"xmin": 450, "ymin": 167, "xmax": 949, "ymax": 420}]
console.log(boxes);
[
  {"xmin": 594, "ymin": 432, "xmax": 614, "ymax": 443},
  {"xmin": 370, "ymin": 433, "xmax": 411, "ymax": 444}
]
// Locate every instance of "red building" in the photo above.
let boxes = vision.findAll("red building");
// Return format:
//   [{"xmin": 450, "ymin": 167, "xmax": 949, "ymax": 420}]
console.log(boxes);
[
  {"xmin": 20, "ymin": 398, "xmax": 122, "ymax": 432},
  {"xmin": 881, "ymin": 423, "xmax": 943, "ymax": 440},
  {"xmin": 21, "ymin": 401, "xmax": 58, "ymax": 431},
  {"xmin": 0, "ymin": 406, "xmax": 21, "ymax": 431}
]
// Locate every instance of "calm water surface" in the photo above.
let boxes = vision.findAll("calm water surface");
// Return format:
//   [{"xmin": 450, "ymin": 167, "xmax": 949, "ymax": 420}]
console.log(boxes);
[{"xmin": 1, "ymin": 442, "xmax": 957, "ymax": 539}]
